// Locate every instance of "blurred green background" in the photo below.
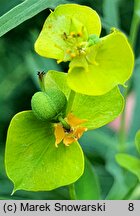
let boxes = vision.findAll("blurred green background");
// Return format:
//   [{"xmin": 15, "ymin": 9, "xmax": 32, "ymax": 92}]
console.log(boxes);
[{"xmin": 0, "ymin": 0, "xmax": 140, "ymax": 200}]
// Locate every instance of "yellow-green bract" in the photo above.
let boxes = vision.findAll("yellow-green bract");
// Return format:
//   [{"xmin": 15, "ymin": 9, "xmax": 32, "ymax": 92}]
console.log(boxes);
[
  {"xmin": 35, "ymin": 4, "xmax": 101, "ymax": 62},
  {"xmin": 35, "ymin": 4, "xmax": 134, "ymax": 96},
  {"xmin": 5, "ymin": 70, "xmax": 124, "ymax": 192}
]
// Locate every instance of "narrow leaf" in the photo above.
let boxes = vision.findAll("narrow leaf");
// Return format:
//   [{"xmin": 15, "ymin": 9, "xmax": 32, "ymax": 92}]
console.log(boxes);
[
  {"xmin": 103, "ymin": 0, "xmax": 120, "ymax": 30},
  {"xmin": 128, "ymin": 59, "xmax": 140, "ymax": 141},
  {"xmin": 0, "ymin": 0, "xmax": 67, "ymax": 37},
  {"xmin": 135, "ymin": 0, "xmax": 140, "ymax": 17},
  {"xmin": 135, "ymin": 130, "xmax": 140, "ymax": 155},
  {"xmin": 116, "ymin": 153, "xmax": 140, "ymax": 181}
]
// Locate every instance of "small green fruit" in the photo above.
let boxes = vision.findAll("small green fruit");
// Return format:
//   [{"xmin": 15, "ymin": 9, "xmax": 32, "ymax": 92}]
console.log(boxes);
[{"xmin": 31, "ymin": 88, "xmax": 67, "ymax": 122}]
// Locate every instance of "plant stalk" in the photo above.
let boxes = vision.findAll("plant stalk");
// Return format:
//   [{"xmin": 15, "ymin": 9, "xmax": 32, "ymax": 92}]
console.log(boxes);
[
  {"xmin": 66, "ymin": 90, "xmax": 77, "ymax": 199},
  {"xmin": 118, "ymin": 0, "xmax": 140, "ymax": 151},
  {"xmin": 58, "ymin": 115, "xmax": 70, "ymax": 130},
  {"xmin": 129, "ymin": 14, "xmax": 140, "ymax": 49},
  {"xmin": 69, "ymin": 184, "xmax": 77, "ymax": 200},
  {"xmin": 118, "ymin": 89, "xmax": 127, "ymax": 152},
  {"xmin": 66, "ymin": 90, "xmax": 76, "ymax": 114}
]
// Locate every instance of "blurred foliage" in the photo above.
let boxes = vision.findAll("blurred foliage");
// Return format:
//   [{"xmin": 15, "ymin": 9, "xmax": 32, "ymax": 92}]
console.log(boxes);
[
  {"xmin": 0, "ymin": 0, "xmax": 21, "ymax": 15},
  {"xmin": 0, "ymin": 0, "xmax": 140, "ymax": 200}
]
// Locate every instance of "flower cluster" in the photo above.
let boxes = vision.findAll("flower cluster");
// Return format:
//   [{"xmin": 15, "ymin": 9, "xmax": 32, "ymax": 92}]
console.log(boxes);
[
  {"xmin": 35, "ymin": 4, "xmax": 134, "ymax": 96},
  {"xmin": 34, "ymin": 3, "xmax": 134, "ymax": 146}
]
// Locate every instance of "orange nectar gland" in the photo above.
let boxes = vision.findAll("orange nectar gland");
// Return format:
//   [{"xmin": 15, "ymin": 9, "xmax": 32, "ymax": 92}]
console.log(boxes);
[
  {"xmin": 54, "ymin": 113, "xmax": 87, "ymax": 147},
  {"xmin": 66, "ymin": 49, "xmax": 76, "ymax": 58}
]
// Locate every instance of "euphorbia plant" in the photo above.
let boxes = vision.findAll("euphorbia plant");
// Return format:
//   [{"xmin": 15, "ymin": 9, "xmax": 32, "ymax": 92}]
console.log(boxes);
[{"xmin": 5, "ymin": 4, "xmax": 134, "ymax": 197}]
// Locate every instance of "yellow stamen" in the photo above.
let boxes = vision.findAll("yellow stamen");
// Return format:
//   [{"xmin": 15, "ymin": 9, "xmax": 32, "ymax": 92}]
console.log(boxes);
[
  {"xmin": 66, "ymin": 49, "xmax": 71, "ymax": 54},
  {"xmin": 70, "ymin": 53, "xmax": 76, "ymax": 58},
  {"xmin": 70, "ymin": 32, "xmax": 76, "ymax": 37},
  {"xmin": 77, "ymin": 32, "xmax": 82, "ymax": 37}
]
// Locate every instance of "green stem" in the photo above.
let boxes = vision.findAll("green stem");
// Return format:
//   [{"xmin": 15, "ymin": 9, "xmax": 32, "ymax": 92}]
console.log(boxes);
[
  {"xmin": 118, "ymin": 109, "xmax": 126, "ymax": 152},
  {"xmin": 66, "ymin": 90, "xmax": 76, "ymax": 114},
  {"xmin": 69, "ymin": 184, "xmax": 77, "ymax": 200},
  {"xmin": 129, "ymin": 3, "xmax": 140, "ymax": 49},
  {"xmin": 122, "ymin": 181, "xmax": 140, "ymax": 200},
  {"xmin": 118, "ymin": 88, "xmax": 128, "ymax": 152},
  {"xmin": 60, "ymin": 90, "xmax": 77, "ymax": 200},
  {"xmin": 58, "ymin": 115, "xmax": 70, "ymax": 130},
  {"xmin": 118, "ymin": 1, "xmax": 140, "ymax": 151}
]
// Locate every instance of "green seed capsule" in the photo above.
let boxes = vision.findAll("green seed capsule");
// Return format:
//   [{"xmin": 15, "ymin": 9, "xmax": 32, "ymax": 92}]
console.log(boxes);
[{"xmin": 31, "ymin": 88, "xmax": 67, "ymax": 122}]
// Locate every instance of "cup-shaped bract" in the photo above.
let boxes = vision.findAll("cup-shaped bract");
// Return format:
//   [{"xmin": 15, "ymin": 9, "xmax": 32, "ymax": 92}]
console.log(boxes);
[
  {"xmin": 35, "ymin": 4, "xmax": 134, "ymax": 96},
  {"xmin": 35, "ymin": 4, "xmax": 101, "ymax": 63},
  {"xmin": 68, "ymin": 29, "xmax": 134, "ymax": 95}
]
